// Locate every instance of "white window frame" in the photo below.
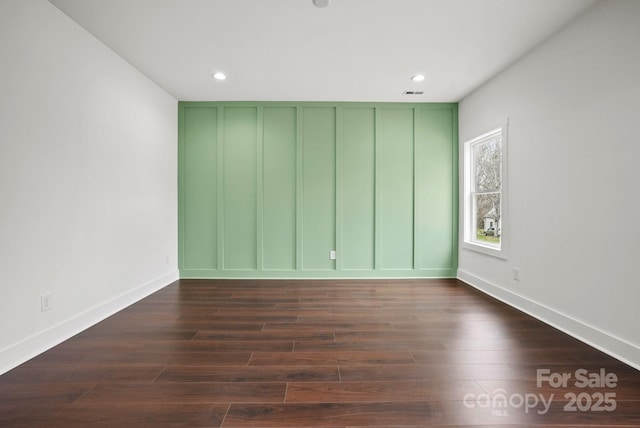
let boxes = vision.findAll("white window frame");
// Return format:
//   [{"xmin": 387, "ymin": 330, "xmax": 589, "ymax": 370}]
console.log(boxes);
[{"xmin": 462, "ymin": 119, "xmax": 508, "ymax": 259}]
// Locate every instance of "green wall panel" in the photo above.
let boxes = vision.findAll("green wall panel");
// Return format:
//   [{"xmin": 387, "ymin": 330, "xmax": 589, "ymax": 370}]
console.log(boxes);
[
  {"xmin": 263, "ymin": 107, "xmax": 297, "ymax": 270},
  {"xmin": 223, "ymin": 107, "xmax": 258, "ymax": 270},
  {"xmin": 178, "ymin": 102, "xmax": 457, "ymax": 279},
  {"xmin": 377, "ymin": 108, "xmax": 415, "ymax": 270},
  {"xmin": 182, "ymin": 107, "xmax": 217, "ymax": 270},
  {"xmin": 416, "ymin": 108, "xmax": 456, "ymax": 270},
  {"xmin": 341, "ymin": 108, "xmax": 375, "ymax": 270},
  {"xmin": 302, "ymin": 107, "xmax": 336, "ymax": 271}
]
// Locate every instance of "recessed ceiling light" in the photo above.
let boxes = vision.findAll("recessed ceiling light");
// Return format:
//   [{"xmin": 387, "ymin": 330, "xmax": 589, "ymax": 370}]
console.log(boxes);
[
  {"xmin": 313, "ymin": 0, "xmax": 330, "ymax": 7},
  {"xmin": 213, "ymin": 72, "xmax": 226, "ymax": 80},
  {"xmin": 411, "ymin": 74, "xmax": 426, "ymax": 82}
]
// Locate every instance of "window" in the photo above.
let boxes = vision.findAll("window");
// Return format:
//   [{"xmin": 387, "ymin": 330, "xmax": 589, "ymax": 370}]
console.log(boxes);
[{"xmin": 463, "ymin": 121, "xmax": 507, "ymax": 258}]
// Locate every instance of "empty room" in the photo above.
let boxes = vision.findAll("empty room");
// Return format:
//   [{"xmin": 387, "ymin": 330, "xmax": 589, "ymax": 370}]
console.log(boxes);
[{"xmin": 1, "ymin": 0, "xmax": 639, "ymax": 426}]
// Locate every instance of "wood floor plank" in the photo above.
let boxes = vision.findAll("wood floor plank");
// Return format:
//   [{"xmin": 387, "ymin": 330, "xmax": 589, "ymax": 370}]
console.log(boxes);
[
  {"xmin": 26, "ymin": 350, "xmax": 252, "ymax": 367},
  {"xmin": 141, "ymin": 339, "xmax": 295, "ymax": 353},
  {"xmin": 0, "ymin": 403, "xmax": 229, "ymax": 428},
  {"xmin": 335, "ymin": 329, "xmax": 475, "ymax": 341},
  {"xmin": 411, "ymin": 348, "xmax": 619, "ymax": 365},
  {"xmin": 0, "ymin": 365, "xmax": 164, "ymax": 384},
  {"xmin": 193, "ymin": 330, "xmax": 335, "ymax": 342},
  {"xmin": 0, "ymin": 383, "xmax": 95, "ymax": 405},
  {"xmin": 77, "ymin": 382, "xmax": 286, "ymax": 404},
  {"xmin": 339, "ymin": 363, "xmax": 520, "ymax": 382},
  {"xmin": 438, "ymin": 336, "xmax": 592, "ymax": 351},
  {"xmin": 215, "ymin": 308, "xmax": 332, "ymax": 316},
  {"xmin": 157, "ymin": 365, "xmax": 340, "ymax": 383},
  {"xmin": 263, "ymin": 322, "xmax": 394, "ymax": 331},
  {"xmin": 72, "ymin": 328, "xmax": 198, "ymax": 341},
  {"xmin": 222, "ymin": 402, "xmax": 442, "ymax": 427},
  {"xmin": 293, "ymin": 339, "xmax": 445, "ymax": 352},
  {"xmin": 172, "ymin": 321, "xmax": 266, "ymax": 331},
  {"xmin": 249, "ymin": 351, "xmax": 416, "ymax": 366},
  {"xmin": 298, "ymin": 314, "xmax": 419, "ymax": 323},
  {"xmin": 285, "ymin": 380, "xmax": 485, "ymax": 402}
]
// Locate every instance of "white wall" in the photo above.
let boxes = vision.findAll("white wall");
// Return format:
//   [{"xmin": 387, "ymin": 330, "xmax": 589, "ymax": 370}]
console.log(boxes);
[
  {"xmin": 0, "ymin": 0, "xmax": 178, "ymax": 374},
  {"xmin": 458, "ymin": 0, "xmax": 640, "ymax": 368}
]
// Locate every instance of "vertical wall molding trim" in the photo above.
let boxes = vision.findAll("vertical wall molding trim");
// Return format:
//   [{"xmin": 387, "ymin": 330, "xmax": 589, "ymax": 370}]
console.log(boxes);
[
  {"xmin": 295, "ymin": 107, "xmax": 304, "ymax": 271},
  {"xmin": 412, "ymin": 107, "xmax": 419, "ymax": 271},
  {"xmin": 179, "ymin": 102, "xmax": 458, "ymax": 279},
  {"xmin": 216, "ymin": 108, "xmax": 225, "ymax": 271},
  {"xmin": 177, "ymin": 106, "xmax": 186, "ymax": 270},
  {"xmin": 373, "ymin": 107, "xmax": 381, "ymax": 271},
  {"xmin": 256, "ymin": 106, "xmax": 265, "ymax": 271},
  {"xmin": 451, "ymin": 107, "xmax": 460, "ymax": 270},
  {"xmin": 335, "ymin": 106, "xmax": 343, "ymax": 272}
]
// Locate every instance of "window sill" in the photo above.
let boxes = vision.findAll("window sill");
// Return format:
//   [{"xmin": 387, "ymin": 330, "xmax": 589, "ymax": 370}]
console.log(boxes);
[{"xmin": 462, "ymin": 241, "xmax": 508, "ymax": 260}]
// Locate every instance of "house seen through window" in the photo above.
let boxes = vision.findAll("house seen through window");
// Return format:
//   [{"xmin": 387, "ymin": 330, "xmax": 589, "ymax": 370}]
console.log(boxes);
[{"xmin": 463, "ymin": 123, "xmax": 507, "ymax": 258}]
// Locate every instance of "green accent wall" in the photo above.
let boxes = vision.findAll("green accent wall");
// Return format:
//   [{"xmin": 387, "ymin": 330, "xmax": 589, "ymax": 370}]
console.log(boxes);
[{"xmin": 179, "ymin": 102, "xmax": 458, "ymax": 278}]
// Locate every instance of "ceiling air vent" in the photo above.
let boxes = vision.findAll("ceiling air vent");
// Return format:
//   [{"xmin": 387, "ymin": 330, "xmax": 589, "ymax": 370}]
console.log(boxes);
[{"xmin": 403, "ymin": 91, "xmax": 424, "ymax": 95}]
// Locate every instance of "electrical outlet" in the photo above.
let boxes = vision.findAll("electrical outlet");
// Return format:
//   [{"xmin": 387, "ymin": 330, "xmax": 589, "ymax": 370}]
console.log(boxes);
[
  {"xmin": 330, "ymin": 250, "xmax": 336, "ymax": 260},
  {"xmin": 513, "ymin": 267, "xmax": 521, "ymax": 282},
  {"xmin": 41, "ymin": 293, "xmax": 52, "ymax": 312}
]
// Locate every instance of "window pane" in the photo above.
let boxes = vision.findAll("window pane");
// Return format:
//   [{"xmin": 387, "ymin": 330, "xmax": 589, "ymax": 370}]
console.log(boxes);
[
  {"xmin": 474, "ymin": 193, "xmax": 501, "ymax": 246},
  {"xmin": 473, "ymin": 136, "xmax": 501, "ymax": 192}
]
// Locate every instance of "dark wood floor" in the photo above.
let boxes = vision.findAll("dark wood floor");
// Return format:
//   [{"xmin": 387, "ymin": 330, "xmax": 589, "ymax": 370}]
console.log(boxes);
[{"xmin": 1, "ymin": 279, "xmax": 639, "ymax": 427}]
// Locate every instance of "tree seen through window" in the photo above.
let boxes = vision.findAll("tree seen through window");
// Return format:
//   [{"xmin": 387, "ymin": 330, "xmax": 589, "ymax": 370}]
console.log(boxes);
[{"xmin": 472, "ymin": 134, "xmax": 501, "ymax": 246}]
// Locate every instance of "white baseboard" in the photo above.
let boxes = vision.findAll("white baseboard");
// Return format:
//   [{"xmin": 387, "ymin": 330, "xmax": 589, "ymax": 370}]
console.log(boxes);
[
  {"xmin": 0, "ymin": 270, "xmax": 179, "ymax": 375},
  {"xmin": 457, "ymin": 269, "xmax": 640, "ymax": 371}
]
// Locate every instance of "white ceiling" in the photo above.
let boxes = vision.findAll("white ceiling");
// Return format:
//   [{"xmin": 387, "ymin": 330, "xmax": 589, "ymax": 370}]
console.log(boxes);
[{"xmin": 49, "ymin": 0, "xmax": 597, "ymax": 102}]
